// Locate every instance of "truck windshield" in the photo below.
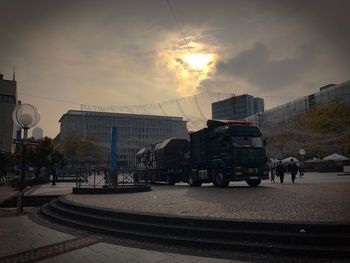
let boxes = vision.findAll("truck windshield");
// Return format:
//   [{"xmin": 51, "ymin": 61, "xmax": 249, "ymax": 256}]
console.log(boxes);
[{"xmin": 231, "ymin": 136, "xmax": 263, "ymax": 148}]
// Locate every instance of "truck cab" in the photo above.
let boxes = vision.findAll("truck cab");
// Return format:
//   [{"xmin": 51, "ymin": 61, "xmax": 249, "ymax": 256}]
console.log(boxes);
[{"xmin": 189, "ymin": 120, "xmax": 269, "ymax": 187}]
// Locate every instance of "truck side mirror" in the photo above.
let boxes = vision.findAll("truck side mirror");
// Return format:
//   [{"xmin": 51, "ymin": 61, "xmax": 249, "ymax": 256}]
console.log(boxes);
[{"xmin": 263, "ymin": 140, "xmax": 267, "ymax": 147}]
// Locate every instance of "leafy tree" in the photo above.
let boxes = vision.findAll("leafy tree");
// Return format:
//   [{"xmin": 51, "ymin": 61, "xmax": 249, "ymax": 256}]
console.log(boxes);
[
  {"xmin": 270, "ymin": 132, "xmax": 290, "ymax": 157},
  {"xmin": 265, "ymin": 102, "xmax": 350, "ymax": 158},
  {"xmin": 59, "ymin": 136, "xmax": 103, "ymax": 168},
  {"xmin": 25, "ymin": 137, "xmax": 63, "ymax": 174}
]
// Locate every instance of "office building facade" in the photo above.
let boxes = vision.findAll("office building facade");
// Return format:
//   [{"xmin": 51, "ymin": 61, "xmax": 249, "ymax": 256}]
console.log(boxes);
[
  {"xmin": 212, "ymin": 94, "xmax": 264, "ymax": 120},
  {"xmin": 59, "ymin": 110, "xmax": 188, "ymax": 167},
  {"xmin": 245, "ymin": 80, "xmax": 350, "ymax": 128},
  {"xmin": 254, "ymin": 97, "xmax": 264, "ymax": 113},
  {"xmin": 0, "ymin": 73, "xmax": 18, "ymax": 153}
]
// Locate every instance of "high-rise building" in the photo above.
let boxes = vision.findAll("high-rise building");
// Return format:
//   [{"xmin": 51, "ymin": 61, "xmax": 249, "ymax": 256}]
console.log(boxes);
[
  {"xmin": 0, "ymin": 72, "xmax": 18, "ymax": 153},
  {"xmin": 212, "ymin": 94, "xmax": 264, "ymax": 120},
  {"xmin": 254, "ymin": 97, "xmax": 264, "ymax": 113},
  {"xmin": 58, "ymin": 110, "xmax": 188, "ymax": 167},
  {"xmin": 32, "ymin": 127, "xmax": 44, "ymax": 139}
]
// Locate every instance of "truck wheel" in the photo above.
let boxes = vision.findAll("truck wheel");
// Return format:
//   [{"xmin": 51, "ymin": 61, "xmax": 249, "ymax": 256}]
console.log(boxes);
[
  {"xmin": 246, "ymin": 179, "xmax": 261, "ymax": 187},
  {"xmin": 213, "ymin": 169, "xmax": 229, "ymax": 188},
  {"xmin": 166, "ymin": 175, "xmax": 176, "ymax": 186},
  {"xmin": 188, "ymin": 174, "xmax": 202, "ymax": 187}
]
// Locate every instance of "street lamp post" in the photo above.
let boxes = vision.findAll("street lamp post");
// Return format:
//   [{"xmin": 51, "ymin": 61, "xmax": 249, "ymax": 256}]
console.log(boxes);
[
  {"xmin": 106, "ymin": 148, "xmax": 111, "ymax": 170},
  {"xmin": 299, "ymin": 148, "xmax": 306, "ymax": 177},
  {"xmin": 12, "ymin": 104, "xmax": 40, "ymax": 190}
]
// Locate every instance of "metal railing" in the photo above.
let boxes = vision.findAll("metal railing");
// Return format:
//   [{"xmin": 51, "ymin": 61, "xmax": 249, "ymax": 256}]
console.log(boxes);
[
  {"xmin": 17, "ymin": 186, "xmax": 30, "ymax": 216},
  {"xmin": 74, "ymin": 167, "xmax": 145, "ymax": 188}
]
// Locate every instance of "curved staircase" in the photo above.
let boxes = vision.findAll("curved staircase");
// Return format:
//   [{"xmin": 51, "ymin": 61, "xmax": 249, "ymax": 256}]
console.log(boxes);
[{"xmin": 40, "ymin": 197, "xmax": 350, "ymax": 259}]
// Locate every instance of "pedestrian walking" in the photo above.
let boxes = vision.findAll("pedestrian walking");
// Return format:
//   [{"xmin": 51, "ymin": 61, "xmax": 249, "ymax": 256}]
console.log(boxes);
[
  {"xmin": 40, "ymin": 166, "xmax": 48, "ymax": 178},
  {"xmin": 52, "ymin": 165, "xmax": 57, "ymax": 186},
  {"xmin": 299, "ymin": 163, "xmax": 304, "ymax": 178},
  {"xmin": 276, "ymin": 161, "xmax": 285, "ymax": 184},
  {"xmin": 270, "ymin": 163, "xmax": 276, "ymax": 183},
  {"xmin": 288, "ymin": 159, "xmax": 298, "ymax": 184}
]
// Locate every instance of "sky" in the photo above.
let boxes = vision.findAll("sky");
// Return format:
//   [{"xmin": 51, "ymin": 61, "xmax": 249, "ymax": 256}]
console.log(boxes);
[{"xmin": 1, "ymin": 0, "xmax": 349, "ymax": 137}]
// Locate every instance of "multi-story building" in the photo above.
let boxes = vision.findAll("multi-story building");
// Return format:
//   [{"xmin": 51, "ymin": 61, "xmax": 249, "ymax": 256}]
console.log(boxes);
[
  {"xmin": 246, "ymin": 80, "xmax": 350, "ymax": 128},
  {"xmin": 254, "ymin": 97, "xmax": 264, "ymax": 113},
  {"xmin": 58, "ymin": 110, "xmax": 188, "ymax": 167},
  {"xmin": 0, "ymin": 73, "xmax": 18, "ymax": 153},
  {"xmin": 212, "ymin": 94, "xmax": 264, "ymax": 120}
]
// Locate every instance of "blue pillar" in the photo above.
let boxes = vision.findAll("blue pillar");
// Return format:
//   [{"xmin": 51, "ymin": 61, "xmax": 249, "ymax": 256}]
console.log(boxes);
[{"xmin": 111, "ymin": 127, "xmax": 117, "ymax": 171}]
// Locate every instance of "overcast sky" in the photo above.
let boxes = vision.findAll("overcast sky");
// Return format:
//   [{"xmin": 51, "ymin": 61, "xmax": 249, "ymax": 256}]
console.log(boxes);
[{"xmin": 1, "ymin": 0, "xmax": 349, "ymax": 137}]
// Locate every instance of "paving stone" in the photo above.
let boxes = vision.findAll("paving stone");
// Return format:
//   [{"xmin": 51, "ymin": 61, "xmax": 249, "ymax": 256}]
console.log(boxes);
[
  {"xmin": 2, "ymin": 173, "xmax": 349, "ymax": 263},
  {"xmin": 0, "ymin": 216, "xmax": 74, "ymax": 258},
  {"xmin": 66, "ymin": 172, "xmax": 350, "ymax": 222},
  {"xmin": 112, "ymin": 244, "xmax": 173, "ymax": 262},
  {"xmin": 40, "ymin": 243, "xmax": 239, "ymax": 263},
  {"xmin": 0, "ymin": 236, "xmax": 99, "ymax": 263}
]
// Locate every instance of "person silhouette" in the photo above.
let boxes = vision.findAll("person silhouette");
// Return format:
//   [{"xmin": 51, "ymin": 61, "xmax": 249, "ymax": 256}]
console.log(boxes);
[
  {"xmin": 276, "ymin": 161, "xmax": 285, "ymax": 184},
  {"xmin": 288, "ymin": 159, "xmax": 298, "ymax": 184}
]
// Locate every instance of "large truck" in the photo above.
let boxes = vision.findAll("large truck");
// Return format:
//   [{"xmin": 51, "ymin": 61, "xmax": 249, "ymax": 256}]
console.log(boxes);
[
  {"xmin": 135, "ymin": 138, "xmax": 190, "ymax": 185},
  {"xmin": 136, "ymin": 120, "xmax": 269, "ymax": 187},
  {"xmin": 188, "ymin": 120, "xmax": 269, "ymax": 187}
]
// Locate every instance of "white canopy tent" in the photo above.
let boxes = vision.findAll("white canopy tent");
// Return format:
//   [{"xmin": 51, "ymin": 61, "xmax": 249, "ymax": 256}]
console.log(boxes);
[
  {"xmin": 323, "ymin": 153, "xmax": 349, "ymax": 161},
  {"xmin": 269, "ymin": 158, "xmax": 280, "ymax": 164},
  {"xmin": 305, "ymin": 157, "xmax": 321, "ymax": 163}
]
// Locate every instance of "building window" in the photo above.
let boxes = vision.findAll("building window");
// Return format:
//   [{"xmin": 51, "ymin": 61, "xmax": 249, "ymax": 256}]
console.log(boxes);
[{"xmin": 0, "ymin": 94, "xmax": 15, "ymax": 104}]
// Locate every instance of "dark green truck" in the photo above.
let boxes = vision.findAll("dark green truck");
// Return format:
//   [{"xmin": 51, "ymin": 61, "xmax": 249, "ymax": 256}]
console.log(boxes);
[{"xmin": 188, "ymin": 120, "xmax": 269, "ymax": 187}]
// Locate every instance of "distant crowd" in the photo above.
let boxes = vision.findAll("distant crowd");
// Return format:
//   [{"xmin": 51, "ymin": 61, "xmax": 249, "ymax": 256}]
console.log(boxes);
[{"xmin": 269, "ymin": 159, "xmax": 302, "ymax": 184}]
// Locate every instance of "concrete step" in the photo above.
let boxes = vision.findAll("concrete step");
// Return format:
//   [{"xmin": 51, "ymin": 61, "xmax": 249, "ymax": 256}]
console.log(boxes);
[
  {"xmin": 0, "ymin": 195, "xmax": 60, "ymax": 207},
  {"xmin": 47, "ymin": 199, "xmax": 350, "ymax": 247},
  {"xmin": 57, "ymin": 196, "xmax": 350, "ymax": 235},
  {"xmin": 39, "ymin": 197, "xmax": 350, "ymax": 258},
  {"xmin": 40, "ymin": 204, "xmax": 350, "ymax": 258}
]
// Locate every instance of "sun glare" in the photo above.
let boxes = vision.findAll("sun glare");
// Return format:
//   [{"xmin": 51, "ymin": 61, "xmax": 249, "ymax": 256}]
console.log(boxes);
[
  {"xmin": 183, "ymin": 54, "xmax": 213, "ymax": 71},
  {"xmin": 158, "ymin": 34, "xmax": 218, "ymax": 96}
]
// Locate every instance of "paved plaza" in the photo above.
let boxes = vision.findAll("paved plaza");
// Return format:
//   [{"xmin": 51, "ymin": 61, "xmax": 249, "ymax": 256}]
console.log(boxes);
[
  {"xmin": 0, "ymin": 215, "xmax": 244, "ymax": 263},
  {"xmin": 0, "ymin": 172, "xmax": 349, "ymax": 262},
  {"xmin": 67, "ymin": 172, "xmax": 350, "ymax": 223}
]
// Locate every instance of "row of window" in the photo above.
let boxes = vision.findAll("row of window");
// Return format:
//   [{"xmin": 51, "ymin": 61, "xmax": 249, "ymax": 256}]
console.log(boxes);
[
  {"xmin": 87, "ymin": 126, "xmax": 172, "ymax": 134},
  {"xmin": 260, "ymin": 86, "xmax": 350, "ymax": 125},
  {"xmin": 84, "ymin": 112, "xmax": 180, "ymax": 121},
  {"xmin": 0, "ymin": 95, "xmax": 16, "ymax": 104}
]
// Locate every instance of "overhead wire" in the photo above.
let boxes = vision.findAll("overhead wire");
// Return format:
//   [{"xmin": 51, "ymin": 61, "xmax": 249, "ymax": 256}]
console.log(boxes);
[
  {"xmin": 21, "ymin": 89, "xmax": 317, "ymax": 113},
  {"xmin": 21, "ymin": 86, "xmax": 337, "ymax": 130},
  {"xmin": 20, "ymin": 92, "xmax": 82, "ymax": 106},
  {"xmin": 175, "ymin": 100, "xmax": 192, "ymax": 122},
  {"xmin": 158, "ymin": 103, "xmax": 167, "ymax": 116},
  {"xmin": 165, "ymin": 0, "xmax": 207, "ymax": 121}
]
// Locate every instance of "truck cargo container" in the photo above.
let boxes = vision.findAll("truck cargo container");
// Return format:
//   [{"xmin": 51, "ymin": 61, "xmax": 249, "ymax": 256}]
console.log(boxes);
[{"xmin": 136, "ymin": 138, "xmax": 189, "ymax": 185}]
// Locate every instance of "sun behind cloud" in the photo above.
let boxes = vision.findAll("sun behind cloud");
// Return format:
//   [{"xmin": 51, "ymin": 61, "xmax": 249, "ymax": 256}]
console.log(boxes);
[
  {"xmin": 157, "ymin": 31, "xmax": 218, "ymax": 97},
  {"xmin": 183, "ymin": 53, "xmax": 212, "ymax": 70},
  {"xmin": 182, "ymin": 53, "xmax": 215, "ymax": 80}
]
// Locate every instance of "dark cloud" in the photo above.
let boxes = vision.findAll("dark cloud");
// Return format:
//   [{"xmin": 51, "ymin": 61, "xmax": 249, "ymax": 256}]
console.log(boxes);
[
  {"xmin": 214, "ymin": 42, "xmax": 315, "ymax": 91},
  {"xmin": 175, "ymin": 58, "xmax": 184, "ymax": 64},
  {"xmin": 198, "ymin": 78, "xmax": 232, "ymax": 93},
  {"xmin": 1, "ymin": 0, "xmax": 350, "ymax": 136},
  {"xmin": 274, "ymin": 0, "xmax": 350, "ymax": 62}
]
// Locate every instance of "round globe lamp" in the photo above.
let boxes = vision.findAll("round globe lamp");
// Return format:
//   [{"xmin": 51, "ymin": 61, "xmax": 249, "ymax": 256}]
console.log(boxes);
[
  {"xmin": 12, "ymin": 104, "xmax": 40, "ymax": 139},
  {"xmin": 12, "ymin": 104, "xmax": 40, "ymax": 190}
]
